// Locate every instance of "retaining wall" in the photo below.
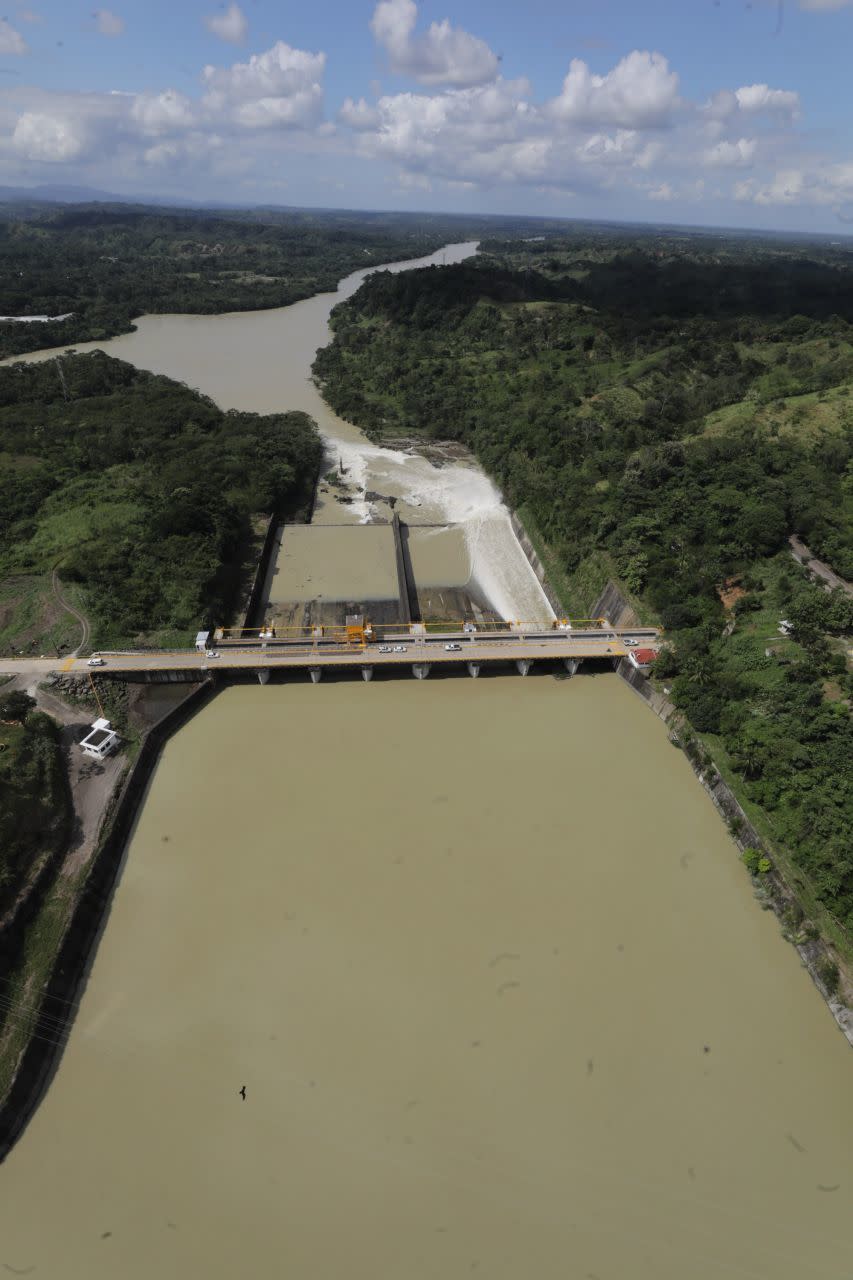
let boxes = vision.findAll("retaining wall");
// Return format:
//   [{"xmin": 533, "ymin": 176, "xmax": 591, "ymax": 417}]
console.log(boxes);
[
  {"xmin": 391, "ymin": 514, "xmax": 413, "ymax": 625},
  {"xmin": 508, "ymin": 512, "xmax": 564, "ymax": 618},
  {"xmin": 0, "ymin": 677, "xmax": 219, "ymax": 1161},
  {"xmin": 242, "ymin": 514, "xmax": 279, "ymax": 631}
]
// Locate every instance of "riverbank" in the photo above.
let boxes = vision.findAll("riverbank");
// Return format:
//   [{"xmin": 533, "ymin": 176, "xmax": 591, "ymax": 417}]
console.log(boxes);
[
  {"xmin": 0, "ymin": 676, "xmax": 213, "ymax": 1153},
  {"xmin": 582, "ymin": 579, "xmax": 853, "ymax": 1042}
]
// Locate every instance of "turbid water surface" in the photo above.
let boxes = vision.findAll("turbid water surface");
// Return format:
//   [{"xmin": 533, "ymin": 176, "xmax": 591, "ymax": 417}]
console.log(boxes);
[{"xmin": 1, "ymin": 677, "xmax": 852, "ymax": 1279}]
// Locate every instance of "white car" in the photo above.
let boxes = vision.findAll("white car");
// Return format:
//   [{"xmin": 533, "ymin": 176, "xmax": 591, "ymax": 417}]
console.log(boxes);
[
  {"xmin": 205, "ymin": 650, "xmax": 220, "ymax": 659},
  {"xmin": 624, "ymin": 639, "xmax": 639, "ymax": 647},
  {"xmin": 443, "ymin": 643, "xmax": 462, "ymax": 651},
  {"xmin": 393, "ymin": 645, "xmax": 407, "ymax": 653},
  {"xmin": 378, "ymin": 645, "xmax": 392, "ymax": 653},
  {"xmin": 87, "ymin": 657, "xmax": 105, "ymax": 667}
]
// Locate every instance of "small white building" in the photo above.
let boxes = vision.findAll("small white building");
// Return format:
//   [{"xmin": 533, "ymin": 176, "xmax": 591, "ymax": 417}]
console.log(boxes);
[
  {"xmin": 627, "ymin": 647, "xmax": 659, "ymax": 674},
  {"xmin": 195, "ymin": 630, "xmax": 210, "ymax": 652},
  {"xmin": 80, "ymin": 718, "xmax": 119, "ymax": 760}
]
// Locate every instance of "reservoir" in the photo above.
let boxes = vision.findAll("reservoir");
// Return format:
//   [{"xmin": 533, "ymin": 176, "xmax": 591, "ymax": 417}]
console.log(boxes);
[
  {"xmin": 2, "ymin": 246, "xmax": 852, "ymax": 1278},
  {"xmin": 1, "ymin": 678, "xmax": 853, "ymax": 1278}
]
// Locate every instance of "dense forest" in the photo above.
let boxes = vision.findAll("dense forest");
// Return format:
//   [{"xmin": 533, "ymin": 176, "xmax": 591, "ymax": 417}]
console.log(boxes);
[
  {"xmin": 0, "ymin": 202, "xmax": 569, "ymax": 360},
  {"xmin": 314, "ymin": 239, "xmax": 853, "ymax": 936},
  {"xmin": 0, "ymin": 691, "xmax": 70, "ymax": 912},
  {"xmin": 0, "ymin": 352, "xmax": 322, "ymax": 647}
]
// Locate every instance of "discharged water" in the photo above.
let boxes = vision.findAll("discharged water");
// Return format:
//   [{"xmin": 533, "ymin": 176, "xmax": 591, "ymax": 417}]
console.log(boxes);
[
  {"xmin": 8, "ymin": 241, "xmax": 553, "ymax": 625},
  {"xmin": 1, "ymin": 677, "xmax": 852, "ymax": 1279}
]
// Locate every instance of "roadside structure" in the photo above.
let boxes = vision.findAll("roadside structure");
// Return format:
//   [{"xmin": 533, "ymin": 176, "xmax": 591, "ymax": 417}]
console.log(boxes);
[{"xmin": 80, "ymin": 717, "xmax": 119, "ymax": 760}]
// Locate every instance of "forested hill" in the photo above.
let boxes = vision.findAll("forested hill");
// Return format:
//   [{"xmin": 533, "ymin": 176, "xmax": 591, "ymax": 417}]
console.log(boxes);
[
  {"xmin": 314, "ymin": 245, "xmax": 853, "ymax": 939},
  {"xmin": 0, "ymin": 353, "xmax": 322, "ymax": 647}
]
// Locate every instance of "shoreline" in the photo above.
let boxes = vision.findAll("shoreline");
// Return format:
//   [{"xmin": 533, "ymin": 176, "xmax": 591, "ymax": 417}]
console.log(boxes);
[{"xmin": 0, "ymin": 677, "xmax": 217, "ymax": 1161}]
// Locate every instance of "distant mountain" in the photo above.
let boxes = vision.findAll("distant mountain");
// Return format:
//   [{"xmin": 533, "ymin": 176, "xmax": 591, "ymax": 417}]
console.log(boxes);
[{"xmin": 0, "ymin": 183, "xmax": 199, "ymax": 206}]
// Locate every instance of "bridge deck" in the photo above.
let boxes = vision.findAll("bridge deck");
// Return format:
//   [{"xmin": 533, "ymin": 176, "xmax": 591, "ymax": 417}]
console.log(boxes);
[{"xmin": 0, "ymin": 629, "xmax": 660, "ymax": 678}]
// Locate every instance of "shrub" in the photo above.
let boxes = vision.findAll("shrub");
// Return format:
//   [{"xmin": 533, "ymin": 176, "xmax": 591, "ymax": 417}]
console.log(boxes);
[{"xmin": 742, "ymin": 847, "xmax": 761, "ymax": 874}]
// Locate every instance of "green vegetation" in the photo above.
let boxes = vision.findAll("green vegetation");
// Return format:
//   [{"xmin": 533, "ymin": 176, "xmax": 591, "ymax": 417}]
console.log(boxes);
[
  {"xmin": 0, "ymin": 703, "xmax": 70, "ymax": 910},
  {"xmin": 313, "ymin": 235, "xmax": 853, "ymax": 939},
  {"xmin": 0, "ymin": 205, "xmax": 458, "ymax": 359},
  {"xmin": 0, "ymin": 202, "xmax": 581, "ymax": 361},
  {"xmin": 0, "ymin": 352, "xmax": 322, "ymax": 650}
]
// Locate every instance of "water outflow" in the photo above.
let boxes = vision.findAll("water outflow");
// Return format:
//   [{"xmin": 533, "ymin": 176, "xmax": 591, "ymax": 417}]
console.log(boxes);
[
  {"xmin": 329, "ymin": 433, "xmax": 554, "ymax": 624},
  {"xmin": 317, "ymin": 279, "xmax": 554, "ymax": 622}
]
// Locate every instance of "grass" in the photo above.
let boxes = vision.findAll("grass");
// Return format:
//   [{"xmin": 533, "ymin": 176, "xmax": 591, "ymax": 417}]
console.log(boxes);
[{"xmin": 697, "ymin": 381, "xmax": 852, "ymax": 446}]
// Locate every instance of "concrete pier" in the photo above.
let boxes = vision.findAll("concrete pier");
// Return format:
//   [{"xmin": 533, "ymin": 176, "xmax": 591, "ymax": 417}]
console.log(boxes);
[
  {"xmin": 564, "ymin": 658, "xmax": 582, "ymax": 676},
  {"xmin": 257, "ymin": 669, "xmax": 270, "ymax": 685},
  {"xmin": 361, "ymin": 666, "xmax": 373, "ymax": 682},
  {"xmin": 309, "ymin": 667, "xmax": 322, "ymax": 683},
  {"xmin": 467, "ymin": 662, "xmax": 480, "ymax": 678},
  {"xmin": 391, "ymin": 513, "xmax": 415, "ymax": 625},
  {"xmin": 412, "ymin": 663, "xmax": 431, "ymax": 680},
  {"xmin": 516, "ymin": 658, "xmax": 532, "ymax": 676}
]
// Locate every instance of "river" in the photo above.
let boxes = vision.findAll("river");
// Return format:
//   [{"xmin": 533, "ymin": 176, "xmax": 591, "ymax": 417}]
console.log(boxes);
[
  {"xmin": 1, "ymin": 247, "xmax": 852, "ymax": 1279},
  {"xmin": 8, "ymin": 241, "xmax": 553, "ymax": 625}
]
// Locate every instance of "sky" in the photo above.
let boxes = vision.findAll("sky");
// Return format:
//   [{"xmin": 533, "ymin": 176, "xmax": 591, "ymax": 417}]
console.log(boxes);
[{"xmin": 1, "ymin": 0, "xmax": 853, "ymax": 232}]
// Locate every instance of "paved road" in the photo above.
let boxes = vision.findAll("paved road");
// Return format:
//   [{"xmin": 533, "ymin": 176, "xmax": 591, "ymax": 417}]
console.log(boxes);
[
  {"xmin": 0, "ymin": 629, "xmax": 660, "ymax": 678},
  {"xmin": 789, "ymin": 535, "xmax": 853, "ymax": 598}
]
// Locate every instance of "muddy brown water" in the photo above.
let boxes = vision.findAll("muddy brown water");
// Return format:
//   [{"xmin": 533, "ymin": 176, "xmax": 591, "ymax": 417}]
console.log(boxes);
[
  {"xmin": 3, "ymin": 246, "xmax": 852, "ymax": 1278},
  {"xmin": 2, "ymin": 677, "xmax": 853, "ymax": 1279}
]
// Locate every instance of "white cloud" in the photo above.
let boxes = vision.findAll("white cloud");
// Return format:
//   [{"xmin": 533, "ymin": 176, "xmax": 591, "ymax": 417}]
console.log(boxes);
[
  {"xmin": 93, "ymin": 9, "xmax": 125, "ymax": 37},
  {"xmin": 550, "ymin": 51, "xmax": 679, "ymax": 129},
  {"xmin": 370, "ymin": 0, "xmax": 499, "ymax": 88},
  {"xmin": 647, "ymin": 182, "xmax": 675, "ymax": 201},
  {"xmin": 735, "ymin": 84, "xmax": 800, "ymax": 116},
  {"xmin": 339, "ymin": 97, "xmax": 381, "ymax": 130},
  {"xmin": 703, "ymin": 137, "xmax": 757, "ymax": 168},
  {"xmin": 131, "ymin": 90, "xmax": 195, "ymax": 135},
  {"xmin": 13, "ymin": 112, "xmax": 88, "ymax": 161},
  {"xmin": 0, "ymin": 17, "xmax": 28, "ymax": 54},
  {"xmin": 203, "ymin": 3, "xmax": 247, "ymax": 46},
  {"xmin": 16, "ymin": 9, "xmax": 43, "ymax": 24},
  {"xmin": 202, "ymin": 41, "xmax": 325, "ymax": 127},
  {"xmin": 705, "ymin": 83, "xmax": 800, "ymax": 122}
]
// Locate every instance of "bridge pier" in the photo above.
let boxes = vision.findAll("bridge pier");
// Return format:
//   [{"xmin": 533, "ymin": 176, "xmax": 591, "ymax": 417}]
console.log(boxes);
[
  {"xmin": 411, "ymin": 663, "xmax": 431, "ymax": 680},
  {"xmin": 257, "ymin": 669, "xmax": 270, "ymax": 685},
  {"xmin": 309, "ymin": 667, "xmax": 322, "ymax": 683},
  {"xmin": 467, "ymin": 662, "xmax": 480, "ymax": 678},
  {"xmin": 361, "ymin": 666, "xmax": 373, "ymax": 682},
  {"xmin": 516, "ymin": 658, "xmax": 533, "ymax": 676},
  {"xmin": 564, "ymin": 658, "xmax": 582, "ymax": 676}
]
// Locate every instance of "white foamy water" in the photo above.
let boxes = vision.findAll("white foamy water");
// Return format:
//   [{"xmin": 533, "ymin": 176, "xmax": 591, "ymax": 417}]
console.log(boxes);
[
  {"xmin": 330, "ymin": 421, "xmax": 554, "ymax": 622},
  {"xmin": 6, "ymin": 240, "xmax": 554, "ymax": 624}
]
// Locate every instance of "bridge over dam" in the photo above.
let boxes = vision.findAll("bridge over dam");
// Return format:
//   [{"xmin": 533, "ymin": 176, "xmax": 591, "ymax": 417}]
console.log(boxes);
[{"xmin": 0, "ymin": 624, "xmax": 662, "ymax": 683}]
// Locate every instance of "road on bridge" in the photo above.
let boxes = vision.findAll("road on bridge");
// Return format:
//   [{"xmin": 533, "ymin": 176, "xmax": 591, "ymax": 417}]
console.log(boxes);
[{"xmin": 0, "ymin": 629, "xmax": 660, "ymax": 679}]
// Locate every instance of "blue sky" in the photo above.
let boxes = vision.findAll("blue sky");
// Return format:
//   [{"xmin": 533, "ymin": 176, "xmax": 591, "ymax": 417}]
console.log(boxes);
[{"xmin": 2, "ymin": 0, "xmax": 853, "ymax": 231}]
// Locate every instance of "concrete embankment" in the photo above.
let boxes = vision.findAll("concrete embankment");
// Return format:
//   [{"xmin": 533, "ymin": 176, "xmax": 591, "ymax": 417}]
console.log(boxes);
[
  {"xmin": 391, "ymin": 513, "xmax": 415, "ymax": 624},
  {"xmin": 591, "ymin": 580, "xmax": 853, "ymax": 1047},
  {"xmin": 0, "ymin": 677, "xmax": 219, "ymax": 1161},
  {"xmin": 242, "ymin": 514, "xmax": 279, "ymax": 631},
  {"xmin": 509, "ymin": 512, "xmax": 564, "ymax": 618}
]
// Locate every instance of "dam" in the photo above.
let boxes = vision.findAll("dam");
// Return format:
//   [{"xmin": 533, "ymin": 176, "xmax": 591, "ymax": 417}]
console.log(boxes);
[{"xmin": 2, "ymin": 243, "xmax": 853, "ymax": 1280}]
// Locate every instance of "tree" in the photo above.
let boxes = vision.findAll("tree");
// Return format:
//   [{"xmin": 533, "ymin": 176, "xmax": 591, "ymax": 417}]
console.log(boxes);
[{"xmin": 0, "ymin": 691, "xmax": 36, "ymax": 724}]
